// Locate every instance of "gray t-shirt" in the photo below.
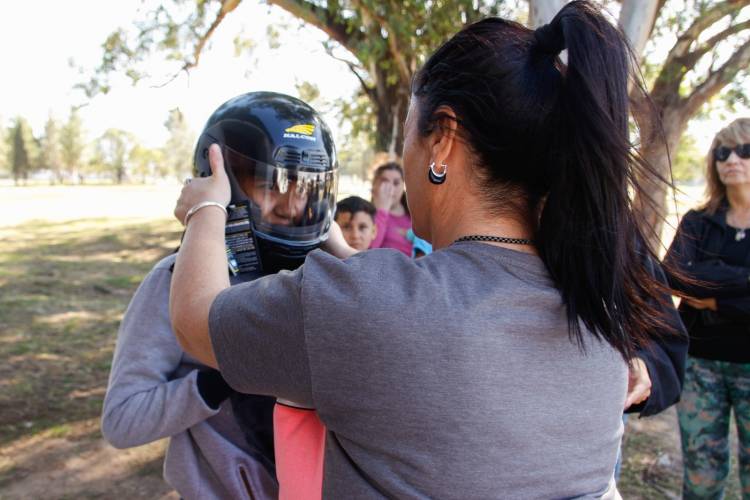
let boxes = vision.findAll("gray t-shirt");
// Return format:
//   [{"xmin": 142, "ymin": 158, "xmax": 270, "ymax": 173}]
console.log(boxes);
[{"xmin": 209, "ymin": 242, "xmax": 627, "ymax": 499}]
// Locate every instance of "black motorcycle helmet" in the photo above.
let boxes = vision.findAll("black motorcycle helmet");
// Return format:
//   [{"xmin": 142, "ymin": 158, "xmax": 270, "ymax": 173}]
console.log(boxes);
[{"xmin": 194, "ymin": 92, "xmax": 338, "ymax": 273}]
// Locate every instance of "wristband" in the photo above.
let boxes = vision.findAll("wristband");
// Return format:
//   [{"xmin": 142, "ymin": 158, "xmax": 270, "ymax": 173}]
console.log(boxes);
[{"xmin": 184, "ymin": 201, "xmax": 228, "ymax": 226}]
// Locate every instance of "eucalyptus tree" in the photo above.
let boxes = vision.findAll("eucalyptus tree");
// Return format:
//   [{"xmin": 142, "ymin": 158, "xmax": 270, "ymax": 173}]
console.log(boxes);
[{"xmin": 88, "ymin": 0, "xmax": 749, "ymax": 239}]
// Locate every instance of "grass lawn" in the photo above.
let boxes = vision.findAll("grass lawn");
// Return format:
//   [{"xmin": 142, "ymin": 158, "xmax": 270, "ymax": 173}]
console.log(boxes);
[
  {"xmin": 0, "ymin": 185, "xmax": 183, "ymax": 498},
  {"xmin": 0, "ymin": 216, "xmax": 182, "ymax": 446}
]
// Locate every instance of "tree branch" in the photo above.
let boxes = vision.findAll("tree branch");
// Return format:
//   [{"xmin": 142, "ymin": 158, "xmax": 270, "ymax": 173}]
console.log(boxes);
[
  {"xmin": 183, "ymin": 0, "xmax": 242, "ymax": 71},
  {"xmin": 650, "ymin": 0, "xmax": 748, "ymax": 102},
  {"xmin": 683, "ymin": 37, "xmax": 750, "ymax": 117},
  {"xmin": 267, "ymin": 0, "xmax": 363, "ymax": 57},
  {"xmin": 350, "ymin": 0, "xmax": 412, "ymax": 85},
  {"xmin": 663, "ymin": 0, "xmax": 748, "ymax": 64},
  {"xmin": 678, "ymin": 19, "xmax": 750, "ymax": 70},
  {"xmin": 323, "ymin": 44, "xmax": 376, "ymax": 101}
]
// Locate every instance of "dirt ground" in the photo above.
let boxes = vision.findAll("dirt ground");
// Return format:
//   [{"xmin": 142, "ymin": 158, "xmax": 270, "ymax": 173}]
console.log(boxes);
[
  {"xmin": 0, "ymin": 184, "xmax": 184, "ymax": 499},
  {"xmin": 1, "ymin": 419, "xmax": 176, "ymax": 499},
  {"xmin": 0, "ymin": 183, "xmax": 742, "ymax": 499}
]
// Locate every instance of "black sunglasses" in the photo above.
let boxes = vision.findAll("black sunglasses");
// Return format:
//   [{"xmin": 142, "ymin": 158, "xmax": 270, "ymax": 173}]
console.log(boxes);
[{"xmin": 714, "ymin": 143, "xmax": 750, "ymax": 162}]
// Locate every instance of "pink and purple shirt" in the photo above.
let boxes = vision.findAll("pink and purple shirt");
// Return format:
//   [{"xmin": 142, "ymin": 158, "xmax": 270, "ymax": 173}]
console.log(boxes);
[{"xmin": 370, "ymin": 209, "xmax": 412, "ymax": 256}]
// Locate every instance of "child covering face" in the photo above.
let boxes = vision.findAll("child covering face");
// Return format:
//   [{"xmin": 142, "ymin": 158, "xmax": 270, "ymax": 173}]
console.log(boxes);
[
  {"xmin": 370, "ymin": 162, "xmax": 413, "ymax": 256},
  {"xmin": 334, "ymin": 196, "xmax": 377, "ymax": 251}
]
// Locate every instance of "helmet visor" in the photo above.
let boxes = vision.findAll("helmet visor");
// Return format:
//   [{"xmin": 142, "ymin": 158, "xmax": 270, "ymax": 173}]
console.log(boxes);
[{"xmin": 224, "ymin": 145, "xmax": 338, "ymax": 246}]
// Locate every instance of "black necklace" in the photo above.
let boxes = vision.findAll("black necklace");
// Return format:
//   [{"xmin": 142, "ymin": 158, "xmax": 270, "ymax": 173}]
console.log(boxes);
[{"xmin": 454, "ymin": 234, "xmax": 534, "ymax": 246}]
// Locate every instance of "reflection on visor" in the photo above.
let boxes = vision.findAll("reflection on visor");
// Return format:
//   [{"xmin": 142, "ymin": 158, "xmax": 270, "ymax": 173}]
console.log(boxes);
[{"xmin": 223, "ymin": 145, "xmax": 338, "ymax": 245}]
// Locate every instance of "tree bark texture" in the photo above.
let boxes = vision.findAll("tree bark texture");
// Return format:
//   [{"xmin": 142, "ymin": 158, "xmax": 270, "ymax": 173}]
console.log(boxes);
[{"xmin": 528, "ymin": 0, "xmax": 567, "ymax": 28}]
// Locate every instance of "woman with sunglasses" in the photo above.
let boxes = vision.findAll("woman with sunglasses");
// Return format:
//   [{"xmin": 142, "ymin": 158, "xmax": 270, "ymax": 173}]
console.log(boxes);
[
  {"xmin": 170, "ymin": 2, "xmax": 685, "ymax": 496},
  {"xmin": 665, "ymin": 118, "xmax": 750, "ymax": 498}
]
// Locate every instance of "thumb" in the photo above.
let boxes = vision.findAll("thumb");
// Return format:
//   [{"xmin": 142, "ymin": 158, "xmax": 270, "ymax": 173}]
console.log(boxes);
[
  {"xmin": 208, "ymin": 144, "xmax": 227, "ymax": 179},
  {"xmin": 624, "ymin": 380, "xmax": 648, "ymax": 409}
]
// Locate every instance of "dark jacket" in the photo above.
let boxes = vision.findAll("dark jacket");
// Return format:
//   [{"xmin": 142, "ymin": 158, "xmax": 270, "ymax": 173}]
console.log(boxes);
[
  {"xmin": 626, "ymin": 256, "xmax": 688, "ymax": 417},
  {"xmin": 663, "ymin": 205, "xmax": 750, "ymax": 362}
]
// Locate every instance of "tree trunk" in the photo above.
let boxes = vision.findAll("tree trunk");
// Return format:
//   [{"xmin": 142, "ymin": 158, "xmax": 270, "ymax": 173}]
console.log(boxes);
[
  {"xmin": 373, "ymin": 91, "xmax": 409, "ymax": 155},
  {"xmin": 619, "ymin": 0, "xmax": 660, "ymax": 59},
  {"xmin": 635, "ymin": 106, "xmax": 688, "ymax": 252},
  {"xmin": 528, "ymin": 0, "xmax": 567, "ymax": 28}
]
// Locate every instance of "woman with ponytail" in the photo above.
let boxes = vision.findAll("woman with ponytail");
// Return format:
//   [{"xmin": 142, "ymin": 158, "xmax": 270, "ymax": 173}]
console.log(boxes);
[{"xmin": 170, "ymin": 2, "xmax": 685, "ymax": 497}]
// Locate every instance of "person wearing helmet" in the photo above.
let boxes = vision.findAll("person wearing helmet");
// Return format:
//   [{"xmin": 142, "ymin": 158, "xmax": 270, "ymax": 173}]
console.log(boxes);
[
  {"xmin": 101, "ymin": 91, "xmax": 339, "ymax": 500},
  {"xmin": 193, "ymin": 91, "xmax": 340, "ymax": 500},
  {"xmin": 193, "ymin": 91, "xmax": 338, "ymax": 276}
]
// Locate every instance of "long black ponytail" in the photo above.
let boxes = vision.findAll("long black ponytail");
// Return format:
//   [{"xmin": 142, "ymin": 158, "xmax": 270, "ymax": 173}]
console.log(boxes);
[{"xmin": 413, "ymin": 1, "xmax": 674, "ymax": 360}]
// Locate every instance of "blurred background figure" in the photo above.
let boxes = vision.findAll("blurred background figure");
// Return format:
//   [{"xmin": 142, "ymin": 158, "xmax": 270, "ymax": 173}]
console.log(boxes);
[
  {"xmin": 665, "ymin": 118, "xmax": 750, "ymax": 499},
  {"xmin": 406, "ymin": 228, "xmax": 432, "ymax": 258},
  {"xmin": 334, "ymin": 195, "xmax": 377, "ymax": 251},
  {"xmin": 370, "ymin": 162, "xmax": 412, "ymax": 256}
]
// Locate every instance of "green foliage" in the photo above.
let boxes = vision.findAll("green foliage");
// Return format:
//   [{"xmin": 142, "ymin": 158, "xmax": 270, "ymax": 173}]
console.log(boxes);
[
  {"xmin": 335, "ymin": 91, "xmax": 376, "ymax": 149},
  {"xmin": 266, "ymin": 24, "xmax": 283, "ymax": 50},
  {"xmin": 41, "ymin": 115, "xmax": 64, "ymax": 183},
  {"xmin": 11, "ymin": 118, "xmax": 31, "ymax": 185},
  {"xmin": 162, "ymin": 108, "xmax": 195, "ymax": 180},
  {"xmin": 672, "ymin": 134, "xmax": 706, "ymax": 182},
  {"xmin": 81, "ymin": 0, "xmax": 235, "ymax": 97},
  {"xmin": 295, "ymin": 80, "xmax": 322, "ymax": 104},
  {"xmin": 0, "ymin": 116, "xmax": 9, "ymax": 177},
  {"xmin": 130, "ymin": 145, "xmax": 166, "ymax": 181},
  {"xmin": 233, "ymin": 33, "xmax": 257, "ymax": 57},
  {"xmin": 645, "ymin": 0, "xmax": 750, "ymax": 105},
  {"xmin": 86, "ymin": 0, "xmax": 748, "ymax": 161},
  {"xmin": 9, "ymin": 117, "xmax": 40, "ymax": 184},
  {"xmin": 4, "ymin": 109, "xmax": 196, "ymax": 184},
  {"xmin": 336, "ymin": 128, "xmax": 375, "ymax": 178},
  {"xmin": 722, "ymin": 72, "xmax": 750, "ymax": 111},
  {"xmin": 60, "ymin": 108, "xmax": 86, "ymax": 181},
  {"xmin": 88, "ymin": 0, "xmax": 515, "ymax": 152},
  {"xmin": 94, "ymin": 129, "xmax": 136, "ymax": 183}
]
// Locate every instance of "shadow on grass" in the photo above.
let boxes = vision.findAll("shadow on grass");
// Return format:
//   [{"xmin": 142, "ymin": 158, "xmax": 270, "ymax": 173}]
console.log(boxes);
[
  {"xmin": 0, "ymin": 217, "xmax": 182, "ymax": 446},
  {"xmin": 0, "ymin": 417, "xmax": 173, "ymax": 499}
]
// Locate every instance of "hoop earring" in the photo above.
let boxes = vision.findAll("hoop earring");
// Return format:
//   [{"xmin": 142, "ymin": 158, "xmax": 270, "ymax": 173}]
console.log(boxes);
[{"xmin": 428, "ymin": 161, "xmax": 447, "ymax": 185}]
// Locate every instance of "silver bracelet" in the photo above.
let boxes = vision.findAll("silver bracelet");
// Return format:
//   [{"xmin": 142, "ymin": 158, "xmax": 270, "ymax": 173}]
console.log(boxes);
[{"xmin": 184, "ymin": 201, "xmax": 228, "ymax": 226}]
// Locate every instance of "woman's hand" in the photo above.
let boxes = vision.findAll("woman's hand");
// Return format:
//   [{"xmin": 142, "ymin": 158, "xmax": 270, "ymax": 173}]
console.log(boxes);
[
  {"xmin": 174, "ymin": 144, "xmax": 231, "ymax": 226},
  {"xmin": 321, "ymin": 221, "xmax": 358, "ymax": 259},
  {"xmin": 683, "ymin": 297, "xmax": 718, "ymax": 311},
  {"xmin": 624, "ymin": 357, "xmax": 651, "ymax": 410},
  {"xmin": 170, "ymin": 144, "xmax": 231, "ymax": 369},
  {"xmin": 372, "ymin": 179, "xmax": 394, "ymax": 211}
]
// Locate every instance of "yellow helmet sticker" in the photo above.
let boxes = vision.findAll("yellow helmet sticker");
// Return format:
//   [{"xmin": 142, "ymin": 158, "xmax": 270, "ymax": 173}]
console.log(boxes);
[{"xmin": 284, "ymin": 124, "xmax": 316, "ymax": 136}]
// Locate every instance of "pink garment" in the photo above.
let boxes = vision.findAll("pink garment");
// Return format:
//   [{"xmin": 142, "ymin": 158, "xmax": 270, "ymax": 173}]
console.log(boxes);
[
  {"xmin": 370, "ymin": 209, "xmax": 413, "ymax": 256},
  {"xmin": 274, "ymin": 403, "xmax": 326, "ymax": 500}
]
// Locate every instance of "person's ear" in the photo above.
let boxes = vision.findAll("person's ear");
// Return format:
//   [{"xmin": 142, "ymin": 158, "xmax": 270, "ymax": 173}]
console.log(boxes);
[
  {"xmin": 371, "ymin": 223, "xmax": 378, "ymax": 240},
  {"xmin": 428, "ymin": 106, "xmax": 458, "ymax": 167}
]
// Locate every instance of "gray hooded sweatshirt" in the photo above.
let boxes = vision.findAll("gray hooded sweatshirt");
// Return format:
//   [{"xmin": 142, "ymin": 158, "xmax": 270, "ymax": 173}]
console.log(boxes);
[{"xmin": 101, "ymin": 254, "xmax": 278, "ymax": 500}]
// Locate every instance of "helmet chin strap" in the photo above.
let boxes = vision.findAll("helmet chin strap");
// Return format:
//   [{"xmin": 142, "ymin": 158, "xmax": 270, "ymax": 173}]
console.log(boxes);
[{"xmin": 256, "ymin": 237, "xmax": 311, "ymax": 274}]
